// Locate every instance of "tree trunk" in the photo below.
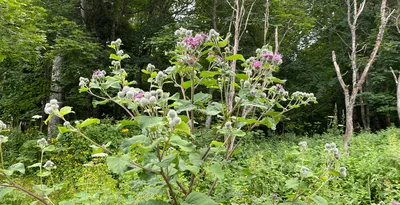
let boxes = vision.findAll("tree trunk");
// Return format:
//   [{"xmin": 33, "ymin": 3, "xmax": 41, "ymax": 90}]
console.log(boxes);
[
  {"xmin": 397, "ymin": 75, "xmax": 400, "ymax": 121},
  {"xmin": 344, "ymin": 99, "xmax": 354, "ymax": 153},
  {"xmin": 80, "ymin": 0, "xmax": 88, "ymax": 26},
  {"xmin": 47, "ymin": 55, "xmax": 63, "ymax": 139},
  {"xmin": 206, "ymin": 0, "xmax": 218, "ymax": 129},
  {"xmin": 226, "ymin": 0, "xmax": 241, "ymax": 152},
  {"xmin": 332, "ymin": 0, "xmax": 390, "ymax": 154},
  {"xmin": 360, "ymin": 85, "xmax": 368, "ymax": 129}
]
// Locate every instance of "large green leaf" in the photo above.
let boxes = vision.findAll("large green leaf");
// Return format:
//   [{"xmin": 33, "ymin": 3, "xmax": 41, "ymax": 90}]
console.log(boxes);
[
  {"xmin": 121, "ymin": 135, "xmax": 148, "ymax": 152},
  {"xmin": 101, "ymin": 77, "xmax": 120, "ymax": 89},
  {"xmin": 157, "ymin": 154, "xmax": 177, "ymax": 168},
  {"xmin": 59, "ymin": 106, "xmax": 73, "ymax": 116},
  {"xmin": 185, "ymin": 192, "xmax": 217, "ymax": 205},
  {"xmin": 0, "ymin": 187, "xmax": 14, "ymax": 200},
  {"xmin": 138, "ymin": 200, "xmax": 169, "ymax": 205},
  {"xmin": 198, "ymin": 102, "xmax": 224, "ymax": 116},
  {"xmin": 174, "ymin": 100, "xmax": 197, "ymax": 114},
  {"xmin": 137, "ymin": 116, "xmax": 164, "ymax": 129},
  {"xmin": 181, "ymin": 81, "xmax": 192, "ymax": 89},
  {"xmin": 311, "ymin": 196, "xmax": 328, "ymax": 205},
  {"xmin": 174, "ymin": 121, "xmax": 191, "ymax": 136},
  {"xmin": 58, "ymin": 126, "xmax": 71, "ymax": 134},
  {"xmin": 280, "ymin": 202, "xmax": 307, "ymax": 205},
  {"xmin": 260, "ymin": 117, "xmax": 277, "ymax": 130},
  {"xmin": 194, "ymin": 92, "xmax": 211, "ymax": 105},
  {"xmin": 117, "ymin": 119, "xmax": 136, "ymax": 129},
  {"xmin": 235, "ymin": 73, "xmax": 248, "ymax": 80},
  {"xmin": 200, "ymin": 71, "xmax": 220, "ymax": 78},
  {"xmin": 106, "ymin": 155, "xmax": 131, "ymax": 175},
  {"xmin": 225, "ymin": 54, "xmax": 245, "ymax": 62},
  {"xmin": 77, "ymin": 118, "xmax": 100, "ymax": 129},
  {"xmin": 170, "ymin": 135, "xmax": 194, "ymax": 152},
  {"xmin": 285, "ymin": 178, "xmax": 299, "ymax": 190},
  {"xmin": 92, "ymin": 99, "xmax": 110, "ymax": 108},
  {"xmin": 3, "ymin": 163, "xmax": 25, "ymax": 176},
  {"xmin": 207, "ymin": 163, "xmax": 224, "ymax": 180}
]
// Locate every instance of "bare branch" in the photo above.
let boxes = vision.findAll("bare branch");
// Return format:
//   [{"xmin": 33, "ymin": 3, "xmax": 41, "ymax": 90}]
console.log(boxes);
[
  {"xmin": 274, "ymin": 27, "xmax": 279, "ymax": 54},
  {"xmin": 356, "ymin": 0, "xmax": 366, "ymax": 18},
  {"xmin": 239, "ymin": 0, "xmax": 257, "ymax": 40},
  {"xmin": 395, "ymin": 14, "xmax": 400, "ymax": 33},
  {"xmin": 263, "ymin": 0, "xmax": 270, "ymax": 45},
  {"xmin": 357, "ymin": 0, "xmax": 390, "ymax": 88},
  {"xmin": 332, "ymin": 51, "xmax": 348, "ymax": 91},
  {"xmin": 390, "ymin": 67, "xmax": 398, "ymax": 84}
]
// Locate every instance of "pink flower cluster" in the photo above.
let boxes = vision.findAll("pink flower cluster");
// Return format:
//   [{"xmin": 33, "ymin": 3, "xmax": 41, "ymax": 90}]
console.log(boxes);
[
  {"xmin": 92, "ymin": 70, "xmax": 106, "ymax": 79},
  {"xmin": 253, "ymin": 61, "xmax": 262, "ymax": 69},
  {"xmin": 260, "ymin": 50, "xmax": 283, "ymax": 65},
  {"xmin": 184, "ymin": 33, "xmax": 208, "ymax": 48},
  {"xmin": 135, "ymin": 93, "xmax": 144, "ymax": 99}
]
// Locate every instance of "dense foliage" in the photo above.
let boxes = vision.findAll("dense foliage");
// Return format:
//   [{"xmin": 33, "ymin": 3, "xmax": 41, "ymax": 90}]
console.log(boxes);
[
  {"xmin": 1, "ymin": 0, "xmax": 400, "ymax": 204},
  {"xmin": 2, "ymin": 124, "xmax": 400, "ymax": 204}
]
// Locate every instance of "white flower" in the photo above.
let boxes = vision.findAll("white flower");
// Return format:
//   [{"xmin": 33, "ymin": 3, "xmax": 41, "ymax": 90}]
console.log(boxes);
[
  {"xmin": 43, "ymin": 160, "xmax": 55, "ymax": 168},
  {"xmin": 168, "ymin": 110, "xmax": 177, "ymax": 119},
  {"xmin": 32, "ymin": 115, "xmax": 42, "ymax": 119},
  {"xmin": 0, "ymin": 120, "xmax": 6, "ymax": 129},
  {"xmin": 91, "ymin": 153, "xmax": 108, "ymax": 158},
  {"xmin": 340, "ymin": 167, "xmax": 347, "ymax": 177}
]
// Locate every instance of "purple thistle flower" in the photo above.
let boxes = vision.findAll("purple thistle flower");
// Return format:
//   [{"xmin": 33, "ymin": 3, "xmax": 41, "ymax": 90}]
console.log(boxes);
[
  {"xmin": 262, "ymin": 50, "xmax": 274, "ymax": 59},
  {"xmin": 273, "ymin": 54, "xmax": 283, "ymax": 65},
  {"xmin": 92, "ymin": 70, "xmax": 106, "ymax": 79},
  {"xmin": 184, "ymin": 36, "xmax": 203, "ymax": 47},
  {"xmin": 253, "ymin": 61, "xmax": 262, "ymax": 69},
  {"xmin": 135, "ymin": 93, "xmax": 144, "ymax": 99},
  {"xmin": 276, "ymin": 84, "xmax": 283, "ymax": 89},
  {"xmin": 391, "ymin": 202, "xmax": 400, "ymax": 205}
]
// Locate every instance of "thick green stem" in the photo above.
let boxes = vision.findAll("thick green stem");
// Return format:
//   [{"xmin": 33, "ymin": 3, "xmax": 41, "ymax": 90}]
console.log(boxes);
[
  {"xmin": 0, "ymin": 144, "xmax": 4, "ymax": 169},
  {"xmin": 0, "ymin": 173, "xmax": 50, "ymax": 205}
]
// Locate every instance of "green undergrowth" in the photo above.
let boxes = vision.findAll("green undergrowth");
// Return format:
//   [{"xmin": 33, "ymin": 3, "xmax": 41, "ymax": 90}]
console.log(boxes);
[{"xmin": 2, "ymin": 126, "xmax": 400, "ymax": 204}]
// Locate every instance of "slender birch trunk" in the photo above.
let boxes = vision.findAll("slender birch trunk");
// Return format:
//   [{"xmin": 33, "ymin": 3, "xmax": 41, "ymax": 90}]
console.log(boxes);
[
  {"xmin": 332, "ymin": 0, "xmax": 392, "ymax": 153},
  {"xmin": 47, "ymin": 55, "xmax": 63, "ymax": 139}
]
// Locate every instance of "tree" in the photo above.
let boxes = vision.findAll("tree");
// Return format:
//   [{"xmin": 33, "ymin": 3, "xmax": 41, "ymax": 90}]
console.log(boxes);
[{"xmin": 332, "ymin": 0, "xmax": 392, "ymax": 153}]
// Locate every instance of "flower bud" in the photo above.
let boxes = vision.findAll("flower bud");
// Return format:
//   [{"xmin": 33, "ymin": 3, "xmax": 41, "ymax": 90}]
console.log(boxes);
[
  {"xmin": 146, "ymin": 63, "xmax": 155, "ymax": 72},
  {"xmin": 50, "ymin": 99, "xmax": 58, "ymax": 105},
  {"xmin": 340, "ymin": 167, "xmax": 347, "ymax": 177},
  {"xmin": 173, "ymin": 117, "xmax": 182, "ymax": 125},
  {"xmin": 43, "ymin": 160, "xmax": 55, "ymax": 168},
  {"xmin": 0, "ymin": 120, "xmax": 6, "ymax": 129},
  {"xmin": 118, "ymin": 91, "xmax": 125, "ymax": 98},
  {"xmin": 149, "ymin": 96, "xmax": 157, "ymax": 104},
  {"xmin": 139, "ymin": 98, "xmax": 149, "ymax": 107},
  {"xmin": 168, "ymin": 110, "xmax": 177, "ymax": 119},
  {"xmin": 301, "ymin": 166, "xmax": 309, "ymax": 174},
  {"xmin": 261, "ymin": 93, "xmax": 267, "ymax": 98},
  {"xmin": 144, "ymin": 92, "xmax": 151, "ymax": 99},
  {"xmin": 244, "ymin": 81, "xmax": 251, "ymax": 88},
  {"xmin": 225, "ymin": 121, "xmax": 232, "ymax": 129},
  {"xmin": 162, "ymin": 93, "xmax": 169, "ymax": 99},
  {"xmin": 156, "ymin": 89, "xmax": 163, "ymax": 95},
  {"xmin": 126, "ymin": 91, "xmax": 135, "ymax": 99}
]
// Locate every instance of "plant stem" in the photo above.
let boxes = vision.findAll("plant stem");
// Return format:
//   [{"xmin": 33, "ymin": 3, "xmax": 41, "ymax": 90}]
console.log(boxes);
[
  {"xmin": 0, "ymin": 143, "xmax": 4, "ymax": 169},
  {"xmin": 190, "ymin": 67, "xmax": 195, "ymax": 135},
  {"xmin": 40, "ymin": 149, "xmax": 44, "ymax": 197},
  {"xmin": 160, "ymin": 168, "xmax": 178, "ymax": 204},
  {"xmin": 76, "ymin": 131, "xmax": 113, "ymax": 154},
  {"xmin": 0, "ymin": 173, "xmax": 49, "ymax": 205},
  {"xmin": 187, "ymin": 98, "xmax": 243, "ymax": 195}
]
